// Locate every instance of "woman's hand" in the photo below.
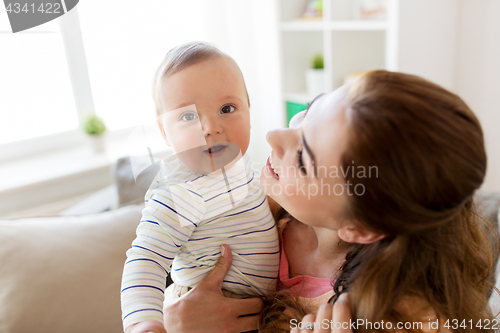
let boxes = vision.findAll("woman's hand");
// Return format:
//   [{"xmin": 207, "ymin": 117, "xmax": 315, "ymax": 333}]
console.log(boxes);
[
  {"xmin": 290, "ymin": 293, "xmax": 353, "ymax": 333},
  {"xmin": 163, "ymin": 244, "xmax": 264, "ymax": 333}
]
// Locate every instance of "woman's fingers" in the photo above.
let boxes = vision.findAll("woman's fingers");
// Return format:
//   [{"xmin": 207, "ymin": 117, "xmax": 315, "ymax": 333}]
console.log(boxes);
[
  {"xmin": 196, "ymin": 244, "xmax": 232, "ymax": 291},
  {"xmin": 163, "ymin": 244, "xmax": 266, "ymax": 333},
  {"xmin": 332, "ymin": 293, "xmax": 353, "ymax": 333},
  {"xmin": 314, "ymin": 303, "xmax": 334, "ymax": 332},
  {"xmin": 291, "ymin": 294, "xmax": 353, "ymax": 333},
  {"xmin": 236, "ymin": 314, "xmax": 261, "ymax": 332},
  {"xmin": 228, "ymin": 297, "xmax": 263, "ymax": 316}
]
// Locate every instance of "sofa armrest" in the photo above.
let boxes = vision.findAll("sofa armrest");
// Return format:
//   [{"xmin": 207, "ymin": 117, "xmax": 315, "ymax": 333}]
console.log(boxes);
[{"xmin": 0, "ymin": 204, "xmax": 144, "ymax": 333}]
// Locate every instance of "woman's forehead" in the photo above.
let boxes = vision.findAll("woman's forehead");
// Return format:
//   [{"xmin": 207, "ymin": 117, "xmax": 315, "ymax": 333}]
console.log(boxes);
[
  {"xmin": 305, "ymin": 86, "xmax": 348, "ymax": 127},
  {"xmin": 303, "ymin": 87, "xmax": 349, "ymax": 172}
]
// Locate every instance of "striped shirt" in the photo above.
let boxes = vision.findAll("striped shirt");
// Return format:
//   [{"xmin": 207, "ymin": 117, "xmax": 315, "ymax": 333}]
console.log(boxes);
[{"xmin": 120, "ymin": 154, "xmax": 280, "ymax": 329}]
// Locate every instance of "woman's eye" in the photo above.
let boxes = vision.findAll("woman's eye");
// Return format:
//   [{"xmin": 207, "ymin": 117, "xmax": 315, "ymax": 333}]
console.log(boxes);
[
  {"xmin": 180, "ymin": 112, "xmax": 198, "ymax": 121},
  {"xmin": 297, "ymin": 149, "xmax": 307, "ymax": 175},
  {"xmin": 220, "ymin": 105, "xmax": 236, "ymax": 114}
]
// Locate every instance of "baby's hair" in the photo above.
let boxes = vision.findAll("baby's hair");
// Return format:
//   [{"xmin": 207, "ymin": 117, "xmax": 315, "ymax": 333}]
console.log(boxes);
[{"xmin": 152, "ymin": 41, "xmax": 250, "ymax": 115}]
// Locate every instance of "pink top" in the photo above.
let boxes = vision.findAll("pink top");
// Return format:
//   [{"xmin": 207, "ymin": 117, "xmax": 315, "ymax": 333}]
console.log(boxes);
[{"xmin": 278, "ymin": 225, "xmax": 335, "ymax": 299}]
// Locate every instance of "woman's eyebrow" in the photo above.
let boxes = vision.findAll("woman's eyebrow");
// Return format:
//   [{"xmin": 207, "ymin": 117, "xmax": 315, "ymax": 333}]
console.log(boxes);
[
  {"xmin": 305, "ymin": 93, "xmax": 325, "ymax": 116},
  {"xmin": 302, "ymin": 134, "xmax": 317, "ymax": 178},
  {"xmin": 301, "ymin": 93, "xmax": 324, "ymax": 177}
]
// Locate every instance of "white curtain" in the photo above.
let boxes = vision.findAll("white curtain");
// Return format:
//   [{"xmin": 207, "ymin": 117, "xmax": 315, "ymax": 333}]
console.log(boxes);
[
  {"xmin": 79, "ymin": 0, "xmax": 283, "ymax": 168},
  {"xmin": 197, "ymin": 0, "xmax": 284, "ymax": 168}
]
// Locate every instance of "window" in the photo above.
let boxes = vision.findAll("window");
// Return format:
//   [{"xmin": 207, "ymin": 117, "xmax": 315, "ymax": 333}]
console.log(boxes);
[
  {"xmin": 77, "ymin": 0, "xmax": 209, "ymax": 131},
  {"xmin": 1, "ymin": 0, "xmax": 283, "ymax": 168},
  {"xmin": 0, "ymin": 10, "xmax": 79, "ymax": 145}
]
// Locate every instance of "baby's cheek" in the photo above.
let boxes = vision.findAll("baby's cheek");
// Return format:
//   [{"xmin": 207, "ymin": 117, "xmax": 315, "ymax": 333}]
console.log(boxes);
[
  {"xmin": 172, "ymin": 130, "xmax": 206, "ymax": 153},
  {"xmin": 232, "ymin": 127, "xmax": 250, "ymax": 155}
]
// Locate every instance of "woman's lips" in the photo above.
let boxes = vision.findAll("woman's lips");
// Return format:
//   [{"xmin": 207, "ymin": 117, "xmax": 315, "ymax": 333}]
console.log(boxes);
[
  {"xmin": 266, "ymin": 155, "xmax": 279, "ymax": 180},
  {"xmin": 203, "ymin": 144, "xmax": 227, "ymax": 158}
]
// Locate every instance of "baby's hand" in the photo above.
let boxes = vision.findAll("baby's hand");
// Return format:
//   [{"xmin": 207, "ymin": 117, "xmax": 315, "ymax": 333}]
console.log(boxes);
[{"xmin": 125, "ymin": 320, "xmax": 167, "ymax": 333}]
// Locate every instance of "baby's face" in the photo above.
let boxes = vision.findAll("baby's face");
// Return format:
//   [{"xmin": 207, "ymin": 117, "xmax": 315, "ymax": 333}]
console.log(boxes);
[{"xmin": 159, "ymin": 56, "xmax": 250, "ymax": 174}]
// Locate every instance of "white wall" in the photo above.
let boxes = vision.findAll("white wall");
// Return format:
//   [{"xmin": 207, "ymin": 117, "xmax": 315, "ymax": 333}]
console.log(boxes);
[
  {"xmin": 77, "ymin": 0, "xmax": 282, "ymax": 170},
  {"xmin": 456, "ymin": 0, "xmax": 500, "ymax": 192},
  {"xmin": 396, "ymin": 0, "xmax": 460, "ymax": 91},
  {"xmin": 198, "ymin": 0, "xmax": 283, "ymax": 170},
  {"xmin": 396, "ymin": 0, "xmax": 500, "ymax": 191}
]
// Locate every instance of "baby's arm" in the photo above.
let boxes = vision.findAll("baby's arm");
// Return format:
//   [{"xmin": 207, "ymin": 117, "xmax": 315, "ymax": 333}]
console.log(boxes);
[{"xmin": 121, "ymin": 184, "xmax": 205, "ymax": 331}]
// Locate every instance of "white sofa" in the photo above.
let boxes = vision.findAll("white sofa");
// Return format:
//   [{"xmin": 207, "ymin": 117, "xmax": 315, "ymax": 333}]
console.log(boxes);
[
  {"xmin": 0, "ymin": 204, "xmax": 144, "ymax": 333},
  {"xmin": 0, "ymin": 187, "xmax": 499, "ymax": 333}
]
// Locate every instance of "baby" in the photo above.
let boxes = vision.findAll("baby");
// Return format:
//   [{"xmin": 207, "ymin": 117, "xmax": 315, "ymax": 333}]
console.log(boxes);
[{"xmin": 120, "ymin": 42, "xmax": 280, "ymax": 332}]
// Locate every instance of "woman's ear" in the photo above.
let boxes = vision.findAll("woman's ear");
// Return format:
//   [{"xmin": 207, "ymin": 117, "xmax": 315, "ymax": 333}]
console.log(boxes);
[{"xmin": 338, "ymin": 225, "xmax": 386, "ymax": 244}]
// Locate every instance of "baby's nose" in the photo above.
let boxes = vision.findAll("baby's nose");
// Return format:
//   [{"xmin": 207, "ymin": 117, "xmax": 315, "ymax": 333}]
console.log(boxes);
[{"xmin": 202, "ymin": 116, "xmax": 223, "ymax": 137}]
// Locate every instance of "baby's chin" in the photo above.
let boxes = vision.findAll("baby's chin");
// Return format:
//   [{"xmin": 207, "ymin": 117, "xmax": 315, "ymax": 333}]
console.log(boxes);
[{"xmin": 175, "ymin": 142, "xmax": 242, "ymax": 175}]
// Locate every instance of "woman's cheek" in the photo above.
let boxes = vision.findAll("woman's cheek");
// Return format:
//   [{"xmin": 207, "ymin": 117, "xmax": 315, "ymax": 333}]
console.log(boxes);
[{"xmin": 277, "ymin": 177, "xmax": 308, "ymax": 204}]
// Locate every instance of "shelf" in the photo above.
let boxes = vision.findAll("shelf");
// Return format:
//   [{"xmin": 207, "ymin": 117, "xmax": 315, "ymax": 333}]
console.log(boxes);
[
  {"xmin": 281, "ymin": 21, "xmax": 324, "ymax": 31},
  {"xmin": 281, "ymin": 20, "xmax": 387, "ymax": 32},
  {"xmin": 284, "ymin": 92, "xmax": 314, "ymax": 104},
  {"xmin": 0, "ymin": 128, "xmax": 169, "ymax": 215},
  {"xmin": 328, "ymin": 20, "xmax": 387, "ymax": 31}
]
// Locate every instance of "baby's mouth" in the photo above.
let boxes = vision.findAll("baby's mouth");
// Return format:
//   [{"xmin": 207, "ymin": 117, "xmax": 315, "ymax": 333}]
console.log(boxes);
[{"xmin": 203, "ymin": 144, "xmax": 227, "ymax": 157}]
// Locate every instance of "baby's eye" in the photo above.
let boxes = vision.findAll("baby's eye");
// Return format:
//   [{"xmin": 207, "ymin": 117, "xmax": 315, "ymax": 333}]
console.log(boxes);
[
  {"xmin": 180, "ymin": 112, "xmax": 198, "ymax": 122},
  {"xmin": 220, "ymin": 105, "xmax": 236, "ymax": 114}
]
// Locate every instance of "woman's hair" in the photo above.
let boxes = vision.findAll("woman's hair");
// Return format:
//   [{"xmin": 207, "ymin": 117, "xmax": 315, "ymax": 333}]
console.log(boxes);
[
  {"xmin": 259, "ymin": 209, "xmax": 351, "ymax": 332},
  {"xmin": 332, "ymin": 70, "xmax": 496, "ymax": 332},
  {"xmin": 259, "ymin": 208, "xmax": 310, "ymax": 333},
  {"xmin": 259, "ymin": 70, "xmax": 497, "ymax": 332},
  {"xmin": 152, "ymin": 41, "xmax": 250, "ymax": 115}
]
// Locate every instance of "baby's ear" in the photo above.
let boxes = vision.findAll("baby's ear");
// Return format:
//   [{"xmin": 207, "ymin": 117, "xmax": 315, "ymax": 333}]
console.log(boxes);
[{"xmin": 157, "ymin": 122, "xmax": 170, "ymax": 146}]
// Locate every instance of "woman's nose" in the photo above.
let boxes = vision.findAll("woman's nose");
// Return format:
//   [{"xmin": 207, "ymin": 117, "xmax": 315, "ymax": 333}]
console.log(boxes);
[
  {"xmin": 289, "ymin": 110, "xmax": 306, "ymax": 128},
  {"xmin": 266, "ymin": 129, "xmax": 290, "ymax": 159}
]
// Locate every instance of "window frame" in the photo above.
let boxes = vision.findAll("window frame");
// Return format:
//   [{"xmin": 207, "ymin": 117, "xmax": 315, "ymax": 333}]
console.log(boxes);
[{"xmin": 0, "ymin": 7, "xmax": 95, "ymax": 163}]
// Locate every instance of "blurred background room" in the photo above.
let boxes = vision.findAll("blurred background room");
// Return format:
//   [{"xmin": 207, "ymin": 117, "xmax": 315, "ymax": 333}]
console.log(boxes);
[
  {"xmin": 2, "ymin": 1, "xmax": 500, "ymax": 332},
  {"xmin": 0, "ymin": 0, "xmax": 499, "ymax": 217}
]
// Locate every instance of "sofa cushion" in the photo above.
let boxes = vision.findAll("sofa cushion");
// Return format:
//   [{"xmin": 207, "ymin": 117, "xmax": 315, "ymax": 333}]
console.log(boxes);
[
  {"xmin": 475, "ymin": 191, "xmax": 500, "ymax": 273},
  {"xmin": 0, "ymin": 204, "xmax": 143, "ymax": 333},
  {"xmin": 113, "ymin": 156, "xmax": 159, "ymax": 206},
  {"xmin": 475, "ymin": 190, "xmax": 500, "ymax": 227},
  {"xmin": 489, "ymin": 206, "xmax": 500, "ymax": 318}
]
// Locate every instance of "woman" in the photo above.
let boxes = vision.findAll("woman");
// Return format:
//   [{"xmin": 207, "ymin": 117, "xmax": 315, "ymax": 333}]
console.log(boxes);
[{"xmin": 136, "ymin": 70, "xmax": 496, "ymax": 333}]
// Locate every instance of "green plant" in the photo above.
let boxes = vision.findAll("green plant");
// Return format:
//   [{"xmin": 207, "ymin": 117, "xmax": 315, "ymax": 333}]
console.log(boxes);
[
  {"xmin": 311, "ymin": 54, "xmax": 324, "ymax": 69},
  {"xmin": 83, "ymin": 114, "xmax": 106, "ymax": 135}
]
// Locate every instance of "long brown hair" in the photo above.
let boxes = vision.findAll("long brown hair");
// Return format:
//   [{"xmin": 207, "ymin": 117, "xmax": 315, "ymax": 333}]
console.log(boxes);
[
  {"xmin": 260, "ymin": 70, "xmax": 497, "ymax": 332},
  {"xmin": 334, "ymin": 70, "xmax": 496, "ymax": 332}
]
